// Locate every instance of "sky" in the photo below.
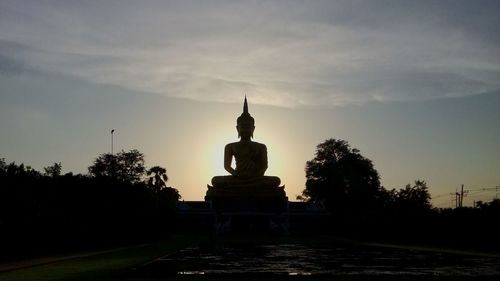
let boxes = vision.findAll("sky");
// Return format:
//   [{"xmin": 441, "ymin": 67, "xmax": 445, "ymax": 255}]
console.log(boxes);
[{"xmin": 1, "ymin": 0, "xmax": 499, "ymax": 207}]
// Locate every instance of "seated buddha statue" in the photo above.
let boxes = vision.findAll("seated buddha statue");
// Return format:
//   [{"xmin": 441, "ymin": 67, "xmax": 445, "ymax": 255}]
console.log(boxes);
[{"xmin": 207, "ymin": 97, "xmax": 284, "ymax": 198}]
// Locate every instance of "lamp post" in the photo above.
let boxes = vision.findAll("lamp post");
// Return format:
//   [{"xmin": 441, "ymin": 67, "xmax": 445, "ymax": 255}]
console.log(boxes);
[{"xmin": 111, "ymin": 129, "xmax": 115, "ymax": 155}]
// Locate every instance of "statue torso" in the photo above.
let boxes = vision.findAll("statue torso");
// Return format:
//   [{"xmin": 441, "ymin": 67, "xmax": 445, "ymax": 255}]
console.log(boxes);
[{"xmin": 226, "ymin": 141, "xmax": 267, "ymax": 179}]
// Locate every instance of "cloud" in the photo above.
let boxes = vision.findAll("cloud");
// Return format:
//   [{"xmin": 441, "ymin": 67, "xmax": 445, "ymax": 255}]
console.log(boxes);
[{"xmin": 1, "ymin": 0, "xmax": 499, "ymax": 107}]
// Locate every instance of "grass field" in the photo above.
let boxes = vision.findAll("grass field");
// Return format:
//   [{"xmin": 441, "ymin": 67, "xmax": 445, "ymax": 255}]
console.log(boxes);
[{"xmin": 0, "ymin": 235, "xmax": 198, "ymax": 281}]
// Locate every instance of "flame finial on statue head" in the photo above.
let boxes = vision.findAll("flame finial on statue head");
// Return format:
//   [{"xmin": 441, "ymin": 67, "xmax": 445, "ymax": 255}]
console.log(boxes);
[
  {"xmin": 237, "ymin": 95, "xmax": 254, "ymax": 126},
  {"xmin": 243, "ymin": 95, "xmax": 248, "ymax": 114},
  {"xmin": 236, "ymin": 95, "xmax": 255, "ymax": 138}
]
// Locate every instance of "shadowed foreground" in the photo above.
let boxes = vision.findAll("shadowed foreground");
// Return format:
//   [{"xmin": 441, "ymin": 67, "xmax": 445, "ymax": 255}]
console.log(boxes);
[
  {"xmin": 128, "ymin": 235, "xmax": 500, "ymax": 280},
  {"xmin": 1, "ymin": 234, "xmax": 500, "ymax": 281},
  {"xmin": 0, "ymin": 236, "xmax": 196, "ymax": 281}
]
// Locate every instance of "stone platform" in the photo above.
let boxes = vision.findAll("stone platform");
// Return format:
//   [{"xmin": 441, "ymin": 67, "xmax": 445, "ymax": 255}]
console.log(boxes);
[
  {"xmin": 205, "ymin": 184, "xmax": 287, "ymax": 211},
  {"xmin": 176, "ymin": 200, "xmax": 328, "ymax": 234},
  {"xmin": 204, "ymin": 185, "xmax": 289, "ymax": 233}
]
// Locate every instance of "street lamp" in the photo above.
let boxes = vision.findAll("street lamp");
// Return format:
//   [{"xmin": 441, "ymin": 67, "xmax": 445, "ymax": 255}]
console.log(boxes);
[{"xmin": 111, "ymin": 129, "xmax": 115, "ymax": 155}]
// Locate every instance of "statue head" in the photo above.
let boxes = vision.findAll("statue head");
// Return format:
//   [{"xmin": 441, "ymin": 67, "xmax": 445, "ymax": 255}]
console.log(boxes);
[{"xmin": 236, "ymin": 96, "xmax": 255, "ymax": 139}]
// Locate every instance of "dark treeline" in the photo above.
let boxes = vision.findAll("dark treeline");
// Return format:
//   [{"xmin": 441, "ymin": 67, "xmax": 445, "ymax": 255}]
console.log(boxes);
[
  {"xmin": 0, "ymin": 151, "xmax": 180, "ymax": 259},
  {"xmin": 298, "ymin": 138, "xmax": 500, "ymax": 251},
  {"xmin": 1, "ymin": 140, "xmax": 499, "ymax": 258},
  {"xmin": 329, "ymin": 194, "xmax": 500, "ymax": 251}
]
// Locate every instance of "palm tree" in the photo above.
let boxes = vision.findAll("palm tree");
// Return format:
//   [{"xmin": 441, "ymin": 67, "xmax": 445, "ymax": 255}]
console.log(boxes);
[{"xmin": 146, "ymin": 166, "xmax": 168, "ymax": 192}]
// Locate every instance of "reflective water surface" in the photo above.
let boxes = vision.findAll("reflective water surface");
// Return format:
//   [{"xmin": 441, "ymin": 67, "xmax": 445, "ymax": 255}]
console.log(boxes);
[{"xmin": 138, "ymin": 243, "xmax": 500, "ymax": 277}]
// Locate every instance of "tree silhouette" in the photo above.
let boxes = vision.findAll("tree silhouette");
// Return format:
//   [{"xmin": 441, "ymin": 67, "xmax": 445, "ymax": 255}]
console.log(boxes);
[
  {"xmin": 147, "ymin": 166, "xmax": 168, "ymax": 192},
  {"xmin": 393, "ymin": 180, "xmax": 432, "ymax": 212},
  {"xmin": 146, "ymin": 166, "xmax": 181, "ymax": 211},
  {"xmin": 0, "ymin": 154, "xmax": 186, "ymax": 258},
  {"xmin": 476, "ymin": 198, "xmax": 500, "ymax": 210},
  {"xmin": 300, "ymin": 138, "xmax": 382, "ymax": 213},
  {"xmin": 0, "ymin": 157, "xmax": 6, "ymax": 172},
  {"xmin": 44, "ymin": 162, "xmax": 62, "ymax": 177},
  {"xmin": 88, "ymin": 149, "xmax": 145, "ymax": 183}
]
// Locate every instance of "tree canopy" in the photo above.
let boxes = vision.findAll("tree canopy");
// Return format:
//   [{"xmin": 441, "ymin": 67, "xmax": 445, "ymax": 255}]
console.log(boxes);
[
  {"xmin": 392, "ymin": 180, "xmax": 432, "ymax": 212},
  {"xmin": 44, "ymin": 162, "xmax": 62, "ymax": 177},
  {"xmin": 88, "ymin": 149, "xmax": 146, "ymax": 183},
  {"xmin": 147, "ymin": 166, "xmax": 169, "ymax": 192},
  {"xmin": 1, "ymin": 151, "xmax": 182, "ymax": 257},
  {"xmin": 300, "ymin": 139, "xmax": 382, "ymax": 213}
]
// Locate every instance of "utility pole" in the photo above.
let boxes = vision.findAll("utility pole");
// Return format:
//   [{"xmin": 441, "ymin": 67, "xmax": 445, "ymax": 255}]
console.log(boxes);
[
  {"xmin": 451, "ymin": 190, "xmax": 457, "ymax": 208},
  {"xmin": 460, "ymin": 184, "xmax": 464, "ymax": 208},
  {"xmin": 451, "ymin": 185, "xmax": 469, "ymax": 209},
  {"xmin": 452, "ymin": 184, "xmax": 468, "ymax": 208}
]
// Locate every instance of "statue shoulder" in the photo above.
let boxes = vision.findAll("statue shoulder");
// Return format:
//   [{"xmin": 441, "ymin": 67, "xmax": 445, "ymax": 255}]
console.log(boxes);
[
  {"xmin": 225, "ymin": 142, "xmax": 239, "ymax": 150},
  {"xmin": 252, "ymin": 141, "xmax": 267, "ymax": 150}
]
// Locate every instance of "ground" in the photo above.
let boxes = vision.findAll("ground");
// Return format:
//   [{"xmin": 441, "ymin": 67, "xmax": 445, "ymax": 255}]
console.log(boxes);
[{"xmin": 1, "ymin": 234, "xmax": 499, "ymax": 281}]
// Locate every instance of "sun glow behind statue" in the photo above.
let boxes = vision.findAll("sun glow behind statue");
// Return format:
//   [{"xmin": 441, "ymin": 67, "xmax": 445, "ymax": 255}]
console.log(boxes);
[
  {"xmin": 259, "ymin": 135, "xmax": 286, "ymax": 186},
  {"xmin": 202, "ymin": 123, "xmax": 288, "ymax": 191},
  {"xmin": 204, "ymin": 132, "xmax": 235, "ymax": 181}
]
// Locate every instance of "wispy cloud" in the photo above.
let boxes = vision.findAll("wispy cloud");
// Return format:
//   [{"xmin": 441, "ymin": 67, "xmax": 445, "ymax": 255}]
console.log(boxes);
[{"xmin": 1, "ymin": 0, "xmax": 499, "ymax": 107}]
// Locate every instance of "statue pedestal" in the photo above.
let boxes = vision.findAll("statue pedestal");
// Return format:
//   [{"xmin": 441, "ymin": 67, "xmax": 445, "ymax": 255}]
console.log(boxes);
[
  {"xmin": 205, "ymin": 184, "xmax": 289, "ymax": 233},
  {"xmin": 205, "ymin": 185, "xmax": 288, "ymax": 212}
]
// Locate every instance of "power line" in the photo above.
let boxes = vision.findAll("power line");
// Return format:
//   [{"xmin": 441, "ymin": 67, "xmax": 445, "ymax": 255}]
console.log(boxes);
[
  {"xmin": 465, "ymin": 187, "xmax": 498, "ymax": 192},
  {"xmin": 432, "ymin": 185, "xmax": 498, "ymax": 209}
]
